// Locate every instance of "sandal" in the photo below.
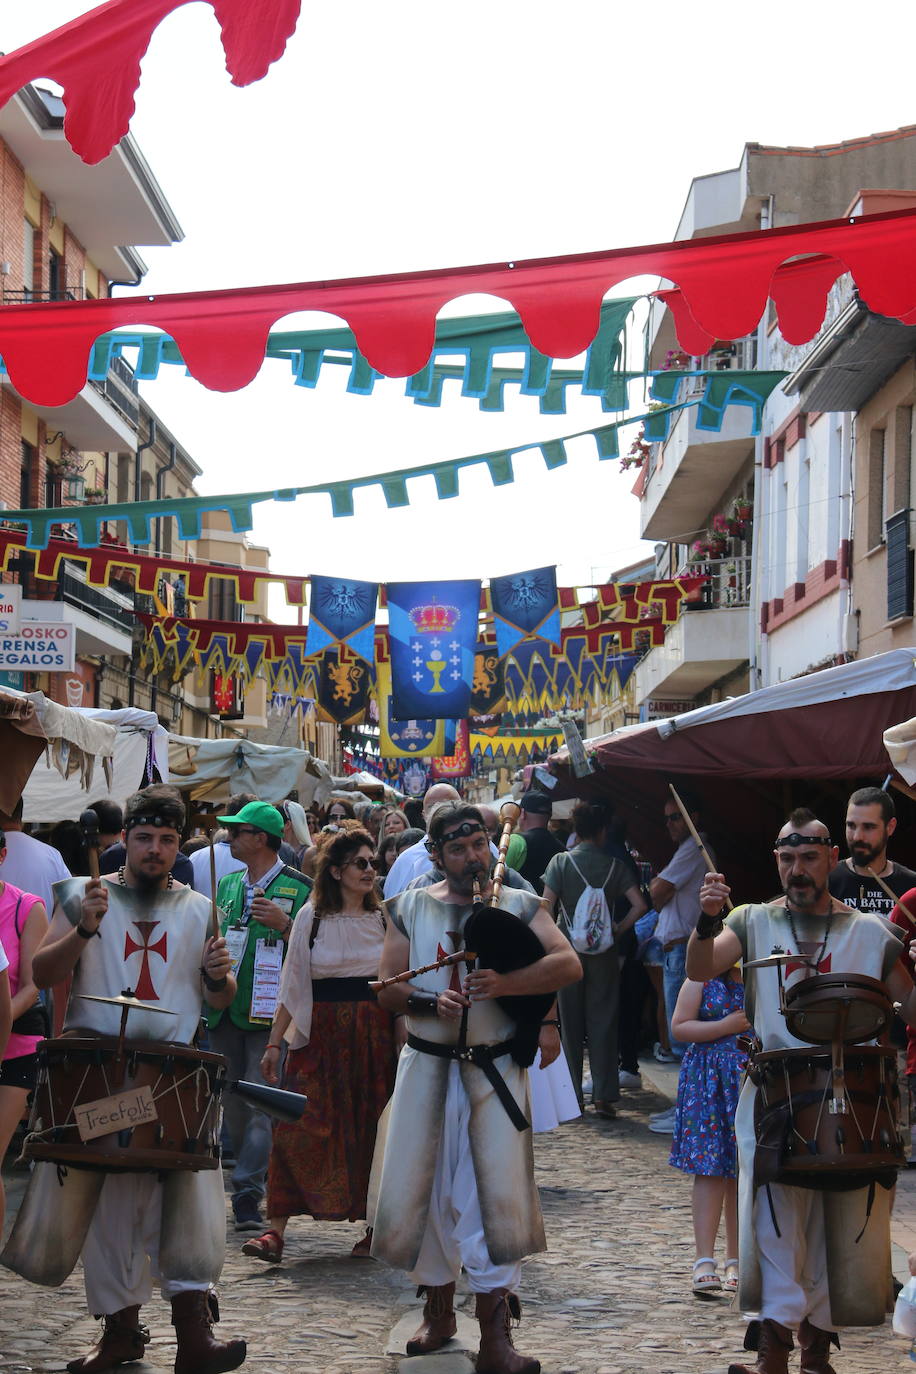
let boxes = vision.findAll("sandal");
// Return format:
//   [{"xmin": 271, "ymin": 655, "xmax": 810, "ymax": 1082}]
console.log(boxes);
[
  {"xmin": 723, "ymin": 1258, "xmax": 739, "ymax": 1294},
  {"xmin": 692, "ymin": 1257, "xmax": 722, "ymax": 1299},
  {"xmin": 241, "ymin": 1228, "xmax": 284, "ymax": 1263},
  {"xmin": 350, "ymin": 1226, "xmax": 373, "ymax": 1259}
]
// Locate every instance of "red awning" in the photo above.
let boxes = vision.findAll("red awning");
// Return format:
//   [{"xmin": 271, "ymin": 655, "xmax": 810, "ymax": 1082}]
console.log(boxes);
[{"xmin": 548, "ymin": 652, "xmax": 916, "ymax": 900}]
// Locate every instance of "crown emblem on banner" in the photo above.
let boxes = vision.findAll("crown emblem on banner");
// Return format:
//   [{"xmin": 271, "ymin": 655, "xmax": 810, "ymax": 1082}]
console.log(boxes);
[{"xmin": 409, "ymin": 603, "xmax": 459, "ymax": 633}]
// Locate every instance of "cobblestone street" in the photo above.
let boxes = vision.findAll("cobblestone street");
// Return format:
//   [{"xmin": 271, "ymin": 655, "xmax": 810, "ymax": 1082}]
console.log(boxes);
[{"xmin": 1, "ymin": 1066, "xmax": 914, "ymax": 1374}]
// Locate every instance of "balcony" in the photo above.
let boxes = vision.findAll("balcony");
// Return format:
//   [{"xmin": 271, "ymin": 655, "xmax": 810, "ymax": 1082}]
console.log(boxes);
[
  {"xmin": 632, "ymin": 557, "xmax": 751, "ymax": 703},
  {"xmin": 639, "ymin": 379, "xmax": 756, "ymax": 541},
  {"xmin": 56, "ymin": 563, "xmax": 135, "ymax": 657}
]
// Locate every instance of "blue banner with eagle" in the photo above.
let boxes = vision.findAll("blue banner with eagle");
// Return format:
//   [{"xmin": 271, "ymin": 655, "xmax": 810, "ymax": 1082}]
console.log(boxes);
[
  {"xmin": 490, "ymin": 565, "xmax": 561, "ymax": 658},
  {"xmin": 305, "ymin": 574, "xmax": 378, "ymax": 663},
  {"xmin": 387, "ymin": 578, "xmax": 481, "ymax": 720}
]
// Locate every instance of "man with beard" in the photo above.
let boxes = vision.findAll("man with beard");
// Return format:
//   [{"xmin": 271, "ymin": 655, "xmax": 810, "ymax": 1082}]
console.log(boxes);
[
  {"xmin": 372, "ymin": 802, "xmax": 581, "ymax": 1374},
  {"xmin": 827, "ymin": 786, "xmax": 916, "ymax": 918},
  {"xmin": 687, "ymin": 808, "xmax": 916, "ymax": 1374},
  {"xmin": 24, "ymin": 786, "xmax": 247, "ymax": 1374}
]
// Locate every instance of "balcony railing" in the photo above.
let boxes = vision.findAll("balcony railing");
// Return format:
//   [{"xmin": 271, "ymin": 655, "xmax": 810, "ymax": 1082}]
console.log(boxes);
[
  {"xmin": 57, "ymin": 566, "xmax": 136, "ymax": 634},
  {"xmin": 88, "ymin": 353, "xmax": 140, "ymax": 428},
  {"xmin": 2, "ymin": 288, "xmax": 84, "ymax": 303},
  {"xmin": 683, "ymin": 555, "xmax": 752, "ymax": 610}
]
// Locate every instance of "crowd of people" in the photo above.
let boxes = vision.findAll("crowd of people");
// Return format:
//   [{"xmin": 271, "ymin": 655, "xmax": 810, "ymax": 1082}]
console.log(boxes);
[{"xmin": 0, "ymin": 778, "xmax": 913, "ymax": 1374}]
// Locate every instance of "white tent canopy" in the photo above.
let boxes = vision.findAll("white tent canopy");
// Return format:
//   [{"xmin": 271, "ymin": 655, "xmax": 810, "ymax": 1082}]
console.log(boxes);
[
  {"xmin": 168, "ymin": 734, "xmax": 330, "ymax": 808},
  {"xmin": 20, "ymin": 703, "xmax": 168, "ymax": 824}
]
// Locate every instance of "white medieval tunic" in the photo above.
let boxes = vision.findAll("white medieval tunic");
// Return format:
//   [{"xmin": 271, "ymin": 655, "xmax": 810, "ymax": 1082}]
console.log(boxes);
[
  {"xmin": 371, "ymin": 886, "xmax": 547, "ymax": 1284},
  {"xmin": 1, "ymin": 878, "xmax": 225, "ymax": 1309},
  {"xmin": 728, "ymin": 902, "xmax": 903, "ymax": 1328}
]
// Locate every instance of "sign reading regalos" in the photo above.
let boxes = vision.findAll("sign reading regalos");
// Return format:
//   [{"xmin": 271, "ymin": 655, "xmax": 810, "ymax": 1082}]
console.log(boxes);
[{"xmin": 0, "ymin": 620, "xmax": 75, "ymax": 672}]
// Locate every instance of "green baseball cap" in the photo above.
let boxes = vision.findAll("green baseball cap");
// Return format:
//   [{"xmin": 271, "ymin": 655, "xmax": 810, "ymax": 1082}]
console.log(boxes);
[{"xmin": 217, "ymin": 800, "xmax": 285, "ymax": 839}]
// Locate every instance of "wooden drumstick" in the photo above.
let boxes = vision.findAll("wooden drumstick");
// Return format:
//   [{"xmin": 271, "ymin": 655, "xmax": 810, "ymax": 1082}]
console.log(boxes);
[
  {"xmin": 668, "ymin": 784, "xmax": 733, "ymax": 912},
  {"xmin": 208, "ymin": 829, "xmax": 220, "ymax": 942},
  {"xmin": 867, "ymin": 866, "xmax": 916, "ymax": 931},
  {"xmin": 79, "ymin": 808, "xmax": 104, "ymax": 939}
]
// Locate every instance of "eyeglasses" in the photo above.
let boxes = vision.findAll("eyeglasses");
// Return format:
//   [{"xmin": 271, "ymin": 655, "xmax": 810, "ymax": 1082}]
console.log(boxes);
[
  {"xmin": 663, "ymin": 813, "xmax": 683, "ymax": 824},
  {"xmin": 229, "ymin": 826, "xmax": 263, "ymax": 837},
  {"xmin": 343, "ymin": 856, "xmax": 377, "ymax": 872},
  {"xmin": 328, "ymin": 812, "xmax": 347, "ymax": 820}
]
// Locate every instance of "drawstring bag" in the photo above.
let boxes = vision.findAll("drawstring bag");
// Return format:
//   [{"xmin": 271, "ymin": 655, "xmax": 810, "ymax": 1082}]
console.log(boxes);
[{"xmin": 561, "ymin": 854, "xmax": 615, "ymax": 955}]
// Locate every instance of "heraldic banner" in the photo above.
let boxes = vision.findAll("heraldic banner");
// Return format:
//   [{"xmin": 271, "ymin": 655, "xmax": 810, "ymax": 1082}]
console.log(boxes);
[
  {"xmin": 305, "ymin": 574, "xmax": 378, "ymax": 663},
  {"xmin": 387, "ymin": 578, "xmax": 481, "ymax": 721},
  {"xmin": 489, "ymin": 565, "xmax": 561, "ymax": 658},
  {"xmin": 377, "ymin": 660, "xmax": 452, "ymax": 757}
]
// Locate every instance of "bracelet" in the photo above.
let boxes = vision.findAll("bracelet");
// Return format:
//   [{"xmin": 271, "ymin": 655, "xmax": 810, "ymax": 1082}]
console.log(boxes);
[
  {"xmin": 406, "ymin": 991, "xmax": 439, "ymax": 1017},
  {"xmin": 541, "ymin": 1018, "xmax": 560, "ymax": 1027},
  {"xmin": 200, "ymin": 968, "xmax": 229, "ymax": 992},
  {"xmin": 265, "ymin": 1043, "xmax": 282, "ymax": 1051},
  {"xmin": 695, "ymin": 910, "xmax": 725, "ymax": 942},
  {"xmin": 76, "ymin": 922, "xmax": 99, "ymax": 940}
]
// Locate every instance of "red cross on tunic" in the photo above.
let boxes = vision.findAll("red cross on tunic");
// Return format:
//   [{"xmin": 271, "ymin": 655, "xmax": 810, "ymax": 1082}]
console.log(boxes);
[
  {"xmin": 124, "ymin": 921, "xmax": 168, "ymax": 1001},
  {"xmin": 786, "ymin": 952, "xmax": 832, "ymax": 978},
  {"xmin": 437, "ymin": 929, "xmax": 465, "ymax": 992}
]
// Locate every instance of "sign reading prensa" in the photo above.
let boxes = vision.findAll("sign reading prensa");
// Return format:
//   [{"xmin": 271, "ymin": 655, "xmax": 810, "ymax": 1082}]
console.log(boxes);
[
  {"xmin": 0, "ymin": 621, "xmax": 75, "ymax": 672},
  {"xmin": 74, "ymin": 1084, "xmax": 158, "ymax": 1142}
]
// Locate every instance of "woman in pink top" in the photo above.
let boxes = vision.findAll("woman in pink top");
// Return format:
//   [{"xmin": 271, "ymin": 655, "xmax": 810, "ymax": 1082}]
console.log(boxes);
[{"xmin": 0, "ymin": 840, "xmax": 49, "ymax": 1235}]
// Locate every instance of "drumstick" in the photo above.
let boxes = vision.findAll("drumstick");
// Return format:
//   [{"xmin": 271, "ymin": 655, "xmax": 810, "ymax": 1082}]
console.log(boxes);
[
  {"xmin": 79, "ymin": 808, "xmax": 104, "ymax": 939},
  {"xmin": 866, "ymin": 866, "xmax": 916, "ymax": 931},
  {"xmin": 668, "ymin": 784, "xmax": 733, "ymax": 912},
  {"xmin": 208, "ymin": 830, "xmax": 220, "ymax": 942}
]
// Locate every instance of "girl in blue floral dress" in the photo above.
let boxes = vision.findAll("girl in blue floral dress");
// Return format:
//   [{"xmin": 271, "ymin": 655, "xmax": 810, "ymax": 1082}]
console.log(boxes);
[{"xmin": 669, "ymin": 968, "xmax": 748, "ymax": 1299}]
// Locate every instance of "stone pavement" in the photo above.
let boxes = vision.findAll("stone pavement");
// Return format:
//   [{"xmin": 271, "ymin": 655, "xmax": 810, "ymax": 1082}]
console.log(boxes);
[{"xmin": 1, "ymin": 1064, "xmax": 915, "ymax": 1374}]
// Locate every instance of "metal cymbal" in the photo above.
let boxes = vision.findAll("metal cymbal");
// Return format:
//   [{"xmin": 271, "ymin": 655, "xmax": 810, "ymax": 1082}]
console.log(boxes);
[
  {"xmin": 78, "ymin": 993, "xmax": 175, "ymax": 1016},
  {"xmin": 743, "ymin": 952, "xmax": 815, "ymax": 970}
]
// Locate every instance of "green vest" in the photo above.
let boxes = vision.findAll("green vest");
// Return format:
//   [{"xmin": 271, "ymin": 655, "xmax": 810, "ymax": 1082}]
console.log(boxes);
[{"xmin": 207, "ymin": 865, "xmax": 312, "ymax": 1031}]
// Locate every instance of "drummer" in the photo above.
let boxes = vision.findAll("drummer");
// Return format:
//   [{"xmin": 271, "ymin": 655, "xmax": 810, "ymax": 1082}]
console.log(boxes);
[
  {"xmin": 686, "ymin": 807, "xmax": 916, "ymax": 1374},
  {"xmin": 24, "ymin": 786, "xmax": 248, "ymax": 1374}
]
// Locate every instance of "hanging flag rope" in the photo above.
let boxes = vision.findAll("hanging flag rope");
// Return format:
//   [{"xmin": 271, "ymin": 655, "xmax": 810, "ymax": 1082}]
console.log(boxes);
[
  {"xmin": 0, "ymin": 0, "xmax": 302, "ymax": 165},
  {"xmin": 4, "ymin": 206, "xmax": 916, "ymax": 407},
  {"xmin": 0, "ymin": 396, "xmax": 745, "ymax": 548},
  {"xmin": 77, "ymin": 297, "xmax": 638, "ymax": 413}
]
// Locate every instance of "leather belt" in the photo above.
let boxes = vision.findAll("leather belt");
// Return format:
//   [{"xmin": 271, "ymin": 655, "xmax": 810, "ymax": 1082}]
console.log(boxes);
[
  {"xmin": 407, "ymin": 1032, "xmax": 531, "ymax": 1132},
  {"xmin": 663, "ymin": 936, "xmax": 689, "ymax": 952}
]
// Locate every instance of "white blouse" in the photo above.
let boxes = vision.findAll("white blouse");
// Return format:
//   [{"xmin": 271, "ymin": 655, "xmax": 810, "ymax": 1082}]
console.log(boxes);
[{"xmin": 277, "ymin": 901, "xmax": 386, "ymax": 1048}]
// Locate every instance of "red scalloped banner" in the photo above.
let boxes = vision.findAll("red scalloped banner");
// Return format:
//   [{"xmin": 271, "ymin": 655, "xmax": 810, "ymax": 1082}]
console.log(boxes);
[
  {"xmin": 0, "ymin": 0, "xmax": 301, "ymax": 165},
  {"xmin": 3, "ymin": 207, "xmax": 916, "ymax": 406}
]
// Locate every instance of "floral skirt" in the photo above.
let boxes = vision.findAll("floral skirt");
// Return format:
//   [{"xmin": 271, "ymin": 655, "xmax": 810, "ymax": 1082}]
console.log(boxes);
[{"xmin": 267, "ymin": 998, "xmax": 395, "ymax": 1222}]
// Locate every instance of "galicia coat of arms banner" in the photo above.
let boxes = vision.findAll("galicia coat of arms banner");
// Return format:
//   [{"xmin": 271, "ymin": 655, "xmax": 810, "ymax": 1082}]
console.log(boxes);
[{"xmin": 387, "ymin": 578, "xmax": 481, "ymax": 721}]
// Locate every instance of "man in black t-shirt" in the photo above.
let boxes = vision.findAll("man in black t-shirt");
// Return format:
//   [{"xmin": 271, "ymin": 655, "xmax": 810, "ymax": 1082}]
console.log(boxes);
[
  {"xmin": 827, "ymin": 785, "xmax": 916, "ymax": 917},
  {"xmin": 517, "ymin": 791, "xmax": 564, "ymax": 894}
]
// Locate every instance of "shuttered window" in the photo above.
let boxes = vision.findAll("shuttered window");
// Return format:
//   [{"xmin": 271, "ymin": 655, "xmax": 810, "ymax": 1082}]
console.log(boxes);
[{"xmin": 886, "ymin": 508, "xmax": 913, "ymax": 621}]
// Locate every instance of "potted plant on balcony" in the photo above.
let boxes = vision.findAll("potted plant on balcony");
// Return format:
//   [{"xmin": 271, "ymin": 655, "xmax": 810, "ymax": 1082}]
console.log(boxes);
[
  {"xmin": 83, "ymin": 486, "xmax": 107, "ymax": 505},
  {"xmin": 733, "ymin": 496, "xmax": 752, "ymax": 522}
]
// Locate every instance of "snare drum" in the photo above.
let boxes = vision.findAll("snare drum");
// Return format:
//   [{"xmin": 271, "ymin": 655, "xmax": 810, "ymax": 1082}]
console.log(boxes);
[
  {"xmin": 783, "ymin": 972, "xmax": 893, "ymax": 1046},
  {"xmin": 753, "ymin": 1045, "xmax": 903, "ymax": 1178},
  {"xmin": 26, "ymin": 1037, "xmax": 226, "ymax": 1172}
]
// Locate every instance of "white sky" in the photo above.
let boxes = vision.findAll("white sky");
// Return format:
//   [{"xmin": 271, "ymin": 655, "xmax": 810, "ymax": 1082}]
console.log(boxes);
[{"xmin": 6, "ymin": 1, "xmax": 916, "ymax": 608}]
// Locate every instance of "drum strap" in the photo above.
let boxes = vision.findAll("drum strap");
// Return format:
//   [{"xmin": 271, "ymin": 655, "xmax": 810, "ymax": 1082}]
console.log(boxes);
[
  {"xmin": 854, "ymin": 1180, "xmax": 876, "ymax": 1244},
  {"xmin": 764, "ymin": 1183, "xmax": 782, "ymax": 1238}
]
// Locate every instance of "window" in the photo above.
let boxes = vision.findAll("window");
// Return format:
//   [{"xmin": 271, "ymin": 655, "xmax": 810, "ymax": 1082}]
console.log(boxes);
[
  {"xmin": 208, "ymin": 580, "xmax": 240, "ymax": 622},
  {"xmin": 48, "ymin": 246, "xmax": 62, "ymax": 298},
  {"xmin": 20, "ymin": 441, "xmax": 35, "ymax": 508},
  {"xmin": 22, "ymin": 220, "xmax": 34, "ymax": 296},
  {"xmin": 867, "ymin": 428, "xmax": 887, "ymax": 549}
]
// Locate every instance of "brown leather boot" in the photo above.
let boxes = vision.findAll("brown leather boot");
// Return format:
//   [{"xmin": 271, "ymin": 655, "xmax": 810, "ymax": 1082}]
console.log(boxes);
[
  {"xmin": 475, "ymin": 1290, "xmax": 540, "ymax": 1374},
  {"xmin": 171, "ymin": 1289, "xmax": 246, "ymax": 1374},
  {"xmin": 727, "ymin": 1319, "xmax": 794, "ymax": 1374},
  {"xmin": 405, "ymin": 1283, "xmax": 457, "ymax": 1354},
  {"xmin": 66, "ymin": 1306, "xmax": 150, "ymax": 1373},
  {"xmin": 798, "ymin": 1318, "xmax": 839, "ymax": 1374}
]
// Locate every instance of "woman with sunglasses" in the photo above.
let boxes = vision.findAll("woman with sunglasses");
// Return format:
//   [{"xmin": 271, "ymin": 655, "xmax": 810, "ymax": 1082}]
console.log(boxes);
[{"xmin": 247, "ymin": 826, "xmax": 398, "ymax": 1263}]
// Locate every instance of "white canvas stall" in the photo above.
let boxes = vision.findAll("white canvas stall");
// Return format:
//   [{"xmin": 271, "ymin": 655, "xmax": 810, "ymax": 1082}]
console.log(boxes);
[
  {"xmin": 21, "ymin": 706, "xmax": 166, "ymax": 824},
  {"xmin": 168, "ymin": 735, "xmax": 329, "ymax": 808}
]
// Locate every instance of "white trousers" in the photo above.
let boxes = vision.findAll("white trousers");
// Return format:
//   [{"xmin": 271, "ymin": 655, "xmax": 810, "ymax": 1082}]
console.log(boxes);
[
  {"xmin": 754, "ymin": 1184, "xmax": 832, "ymax": 1331},
  {"xmin": 81, "ymin": 1174, "xmax": 205, "ymax": 1315},
  {"xmin": 408, "ymin": 1063, "xmax": 522, "ymax": 1293}
]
